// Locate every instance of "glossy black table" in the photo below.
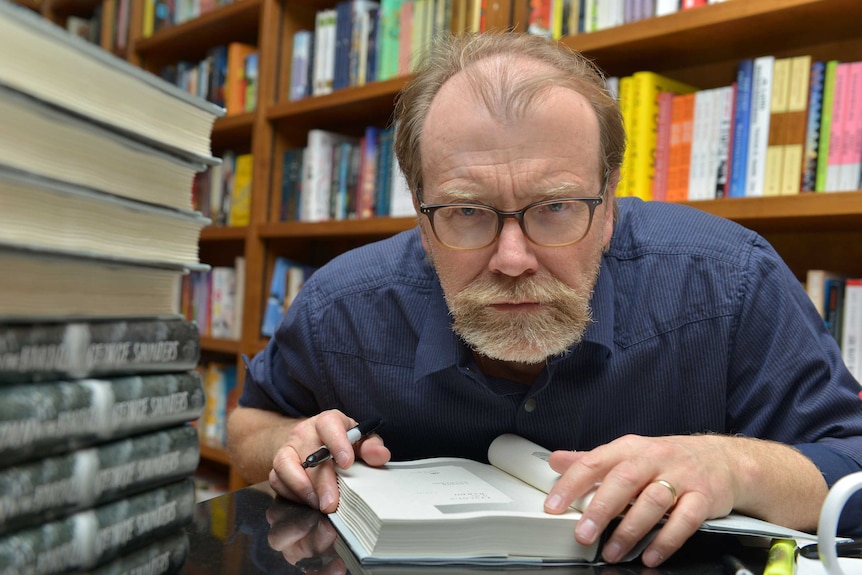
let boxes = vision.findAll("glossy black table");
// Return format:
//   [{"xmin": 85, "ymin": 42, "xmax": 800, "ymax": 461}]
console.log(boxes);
[{"xmin": 177, "ymin": 483, "xmax": 769, "ymax": 575}]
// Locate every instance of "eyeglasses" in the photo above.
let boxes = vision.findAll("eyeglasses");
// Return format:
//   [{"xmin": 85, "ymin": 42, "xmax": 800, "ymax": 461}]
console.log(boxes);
[{"xmin": 418, "ymin": 196, "xmax": 604, "ymax": 250}]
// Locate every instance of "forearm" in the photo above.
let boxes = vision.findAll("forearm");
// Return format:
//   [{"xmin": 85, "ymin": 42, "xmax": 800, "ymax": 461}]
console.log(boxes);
[
  {"xmin": 727, "ymin": 436, "xmax": 828, "ymax": 531},
  {"xmin": 226, "ymin": 405, "xmax": 305, "ymax": 484}
]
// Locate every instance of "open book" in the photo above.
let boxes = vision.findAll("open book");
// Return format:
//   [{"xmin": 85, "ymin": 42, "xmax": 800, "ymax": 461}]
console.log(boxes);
[{"xmin": 331, "ymin": 434, "xmax": 816, "ymax": 566}]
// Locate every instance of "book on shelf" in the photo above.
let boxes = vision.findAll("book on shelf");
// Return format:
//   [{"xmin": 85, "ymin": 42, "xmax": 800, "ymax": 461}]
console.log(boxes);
[
  {"xmin": 779, "ymin": 55, "xmax": 812, "ymax": 196},
  {"xmin": 0, "ymin": 424, "xmax": 200, "ymax": 535},
  {"xmin": 815, "ymin": 60, "xmax": 839, "ymax": 192},
  {"xmin": 744, "ymin": 55, "xmax": 775, "ymax": 197},
  {"xmin": 627, "ymin": 71, "xmax": 698, "ymax": 201},
  {"xmin": 0, "ymin": 477, "xmax": 196, "ymax": 575},
  {"xmin": 805, "ymin": 269, "xmax": 846, "ymax": 320},
  {"xmin": 200, "ymin": 361, "xmax": 238, "ymax": 446},
  {"xmin": 0, "ymin": 370, "xmax": 205, "ymax": 466},
  {"xmin": 85, "ymin": 528, "xmax": 189, "ymax": 575},
  {"xmin": 0, "ymin": 167, "xmax": 208, "ymax": 267},
  {"xmin": 332, "ymin": 434, "xmax": 814, "ymax": 566},
  {"xmin": 302, "ymin": 129, "xmax": 360, "ymax": 222},
  {"xmin": 762, "ymin": 56, "xmax": 792, "ymax": 197},
  {"xmin": 825, "ymin": 61, "xmax": 851, "ymax": 192},
  {"xmin": 801, "ymin": 60, "xmax": 825, "ymax": 194},
  {"xmin": 260, "ymin": 257, "xmax": 318, "ymax": 337},
  {"xmin": 841, "ymin": 278, "xmax": 862, "ymax": 383},
  {"xmin": 0, "ymin": 245, "xmax": 196, "ymax": 321},
  {"xmin": 665, "ymin": 92, "xmax": 695, "ymax": 203},
  {"xmin": 0, "ymin": 316, "xmax": 200, "ymax": 384},
  {"xmin": 0, "ymin": 0, "xmax": 224, "ymax": 162},
  {"xmin": 728, "ymin": 58, "xmax": 754, "ymax": 198},
  {"xmin": 289, "ymin": 30, "xmax": 314, "ymax": 101},
  {"xmin": 225, "ymin": 42, "xmax": 257, "ymax": 115}
]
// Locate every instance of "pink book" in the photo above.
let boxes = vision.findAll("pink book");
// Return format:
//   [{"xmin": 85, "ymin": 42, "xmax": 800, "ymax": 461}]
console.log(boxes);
[
  {"xmin": 826, "ymin": 62, "xmax": 850, "ymax": 191},
  {"xmin": 839, "ymin": 62, "xmax": 862, "ymax": 191}
]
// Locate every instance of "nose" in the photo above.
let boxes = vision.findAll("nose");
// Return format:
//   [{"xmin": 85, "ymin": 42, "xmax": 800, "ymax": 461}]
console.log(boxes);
[{"xmin": 488, "ymin": 218, "xmax": 539, "ymax": 277}]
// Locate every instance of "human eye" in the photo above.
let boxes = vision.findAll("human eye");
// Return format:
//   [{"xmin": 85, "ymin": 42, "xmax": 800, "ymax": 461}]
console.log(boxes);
[{"xmin": 534, "ymin": 200, "xmax": 576, "ymax": 217}]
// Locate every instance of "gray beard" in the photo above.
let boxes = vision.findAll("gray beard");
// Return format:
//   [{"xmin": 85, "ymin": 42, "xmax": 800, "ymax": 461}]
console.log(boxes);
[{"xmin": 448, "ymin": 267, "xmax": 598, "ymax": 364}]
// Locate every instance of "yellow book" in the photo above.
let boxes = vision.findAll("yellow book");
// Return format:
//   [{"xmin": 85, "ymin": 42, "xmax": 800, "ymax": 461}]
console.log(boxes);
[
  {"xmin": 617, "ymin": 75, "xmax": 634, "ymax": 197},
  {"xmin": 629, "ymin": 71, "xmax": 698, "ymax": 201},
  {"xmin": 780, "ymin": 55, "xmax": 812, "ymax": 195},
  {"xmin": 763, "ymin": 57, "xmax": 792, "ymax": 196},
  {"xmin": 228, "ymin": 153, "xmax": 253, "ymax": 227}
]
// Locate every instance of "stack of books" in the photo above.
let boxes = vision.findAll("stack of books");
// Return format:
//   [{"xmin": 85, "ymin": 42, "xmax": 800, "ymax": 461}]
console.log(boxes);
[{"xmin": 0, "ymin": 1, "xmax": 224, "ymax": 573}]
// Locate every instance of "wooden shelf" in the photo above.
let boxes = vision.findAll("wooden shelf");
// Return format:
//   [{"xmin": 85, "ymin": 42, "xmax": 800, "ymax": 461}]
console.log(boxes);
[
  {"xmin": 267, "ymin": 76, "xmax": 411, "ymax": 135},
  {"xmin": 259, "ymin": 216, "xmax": 417, "ymax": 240},
  {"xmin": 683, "ymin": 191, "xmax": 862, "ymax": 233},
  {"xmin": 563, "ymin": 0, "xmax": 862, "ymax": 82},
  {"xmin": 212, "ymin": 112, "xmax": 255, "ymax": 151},
  {"xmin": 199, "ymin": 440, "xmax": 231, "ymax": 466},
  {"xmin": 200, "ymin": 336, "xmax": 240, "ymax": 355},
  {"xmin": 43, "ymin": 0, "xmax": 101, "ymax": 16},
  {"xmin": 133, "ymin": 0, "xmax": 262, "ymax": 67},
  {"xmin": 11, "ymin": 0, "xmax": 42, "ymax": 12},
  {"xmin": 200, "ymin": 225, "xmax": 248, "ymax": 241}
]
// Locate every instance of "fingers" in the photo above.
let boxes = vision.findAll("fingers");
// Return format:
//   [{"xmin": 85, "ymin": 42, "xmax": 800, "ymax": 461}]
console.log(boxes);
[
  {"xmin": 269, "ymin": 410, "xmax": 390, "ymax": 515},
  {"xmin": 545, "ymin": 435, "xmax": 731, "ymax": 567}
]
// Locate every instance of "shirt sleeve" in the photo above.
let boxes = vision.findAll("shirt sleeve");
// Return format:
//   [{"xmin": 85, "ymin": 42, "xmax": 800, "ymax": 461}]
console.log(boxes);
[{"xmin": 727, "ymin": 236, "xmax": 862, "ymax": 534}]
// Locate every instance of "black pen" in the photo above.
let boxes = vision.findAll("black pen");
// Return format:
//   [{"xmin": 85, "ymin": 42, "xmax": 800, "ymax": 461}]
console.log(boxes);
[
  {"xmin": 722, "ymin": 554, "xmax": 754, "ymax": 575},
  {"xmin": 798, "ymin": 538, "xmax": 862, "ymax": 560},
  {"xmin": 301, "ymin": 418, "xmax": 383, "ymax": 469}
]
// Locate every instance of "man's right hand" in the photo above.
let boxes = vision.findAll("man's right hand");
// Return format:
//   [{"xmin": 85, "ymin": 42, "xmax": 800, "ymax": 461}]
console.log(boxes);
[{"xmin": 266, "ymin": 409, "xmax": 390, "ymax": 513}]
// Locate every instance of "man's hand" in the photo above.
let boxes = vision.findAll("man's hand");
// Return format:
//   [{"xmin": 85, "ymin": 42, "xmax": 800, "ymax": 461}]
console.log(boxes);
[
  {"xmin": 265, "ymin": 496, "xmax": 345, "ymax": 575},
  {"xmin": 268, "ymin": 410, "xmax": 390, "ymax": 513},
  {"xmin": 542, "ymin": 434, "xmax": 828, "ymax": 567}
]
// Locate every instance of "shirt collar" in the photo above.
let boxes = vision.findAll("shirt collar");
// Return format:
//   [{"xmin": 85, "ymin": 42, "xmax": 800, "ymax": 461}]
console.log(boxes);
[{"xmin": 412, "ymin": 256, "xmax": 616, "ymax": 379}]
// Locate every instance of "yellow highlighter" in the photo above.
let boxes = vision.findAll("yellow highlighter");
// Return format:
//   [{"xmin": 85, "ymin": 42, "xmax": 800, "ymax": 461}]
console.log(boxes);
[{"xmin": 763, "ymin": 539, "xmax": 797, "ymax": 575}]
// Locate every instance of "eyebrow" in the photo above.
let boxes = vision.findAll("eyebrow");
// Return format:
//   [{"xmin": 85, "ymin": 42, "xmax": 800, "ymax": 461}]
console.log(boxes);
[{"xmin": 432, "ymin": 182, "xmax": 591, "ymax": 205}]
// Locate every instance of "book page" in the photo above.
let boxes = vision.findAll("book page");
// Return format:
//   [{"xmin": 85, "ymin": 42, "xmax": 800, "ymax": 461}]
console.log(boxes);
[{"xmin": 487, "ymin": 434, "xmax": 595, "ymax": 512}]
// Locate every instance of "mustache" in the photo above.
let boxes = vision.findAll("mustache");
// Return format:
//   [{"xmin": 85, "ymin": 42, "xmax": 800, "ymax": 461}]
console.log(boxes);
[{"xmin": 455, "ymin": 274, "xmax": 581, "ymax": 305}]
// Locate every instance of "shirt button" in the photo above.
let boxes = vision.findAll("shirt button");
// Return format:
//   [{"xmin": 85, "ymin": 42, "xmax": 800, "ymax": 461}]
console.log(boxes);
[{"xmin": 524, "ymin": 398, "xmax": 537, "ymax": 412}]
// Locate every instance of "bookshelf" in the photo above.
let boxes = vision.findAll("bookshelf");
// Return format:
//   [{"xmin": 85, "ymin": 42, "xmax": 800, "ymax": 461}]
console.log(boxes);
[{"xmin": 40, "ymin": 0, "xmax": 861, "ymax": 490}]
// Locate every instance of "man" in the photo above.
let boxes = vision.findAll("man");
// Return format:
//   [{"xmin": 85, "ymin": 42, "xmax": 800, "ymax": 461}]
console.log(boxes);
[{"xmin": 228, "ymin": 33, "xmax": 862, "ymax": 567}]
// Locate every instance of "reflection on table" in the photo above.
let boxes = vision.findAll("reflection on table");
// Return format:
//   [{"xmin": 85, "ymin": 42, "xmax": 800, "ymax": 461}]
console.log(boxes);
[{"xmin": 178, "ymin": 482, "xmax": 769, "ymax": 575}]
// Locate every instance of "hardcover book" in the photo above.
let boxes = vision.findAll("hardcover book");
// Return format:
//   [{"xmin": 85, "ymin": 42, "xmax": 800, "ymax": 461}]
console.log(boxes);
[
  {"xmin": 0, "ymin": 316, "xmax": 199, "ymax": 384},
  {"xmin": 0, "ymin": 478, "xmax": 196, "ymax": 575},
  {"xmin": 0, "ymin": 370, "xmax": 205, "ymax": 466},
  {"xmin": 0, "ymin": 0, "xmax": 224, "ymax": 162},
  {"xmin": 85, "ymin": 529, "xmax": 190, "ymax": 575},
  {"xmin": 0, "ymin": 245, "xmax": 195, "ymax": 321},
  {"xmin": 0, "ymin": 84, "xmax": 210, "ymax": 213},
  {"xmin": 0, "ymin": 167, "xmax": 208, "ymax": 268},
  {"xmin": 331, "ymin": 434, "xmax": 814, "ymax": 566},
  {"xmin": 0, "ymin": 424, "xmax": 200, "ymax": 534}
]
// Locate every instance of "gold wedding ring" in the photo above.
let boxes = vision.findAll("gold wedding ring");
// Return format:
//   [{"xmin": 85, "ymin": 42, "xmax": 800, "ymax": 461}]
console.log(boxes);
[{"xmin": 653, "ymin": 479, "xmax": 678, "ymax": 506}]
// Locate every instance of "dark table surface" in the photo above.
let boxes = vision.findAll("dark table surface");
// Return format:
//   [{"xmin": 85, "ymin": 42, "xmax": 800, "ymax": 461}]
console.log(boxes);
[{"xmin": 176, "ymin": 483, "xmax": 769, "ymax": 575}]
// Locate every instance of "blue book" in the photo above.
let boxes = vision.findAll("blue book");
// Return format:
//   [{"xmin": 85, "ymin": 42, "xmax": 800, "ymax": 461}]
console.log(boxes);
[
  {"xmin": 801, "ymin": 60, "xmax": 826, "ymax": 193},
  {"xmin": 728, "ymin": 58, "xmax": 754, "ymax": 198},
  {"xmin": 261, "ymin": 257, "xmax": 294, "ymax": 337}
]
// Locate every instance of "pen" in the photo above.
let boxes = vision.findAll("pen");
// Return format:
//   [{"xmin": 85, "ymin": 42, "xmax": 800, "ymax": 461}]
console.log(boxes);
[
  {"xmin": 763, "ymin": 539, "xmax": 797, "ymax": 575},
  {"xmin": 798, "ymin": 538, "xmax": 862, "ymax": 560},
  {"xmin": 722, "ymin": 554, "xmax": 754, "ymax": 575},
  {"xmin": 301, "ymin": 417, "xmax": 383, "ymax": 469}
]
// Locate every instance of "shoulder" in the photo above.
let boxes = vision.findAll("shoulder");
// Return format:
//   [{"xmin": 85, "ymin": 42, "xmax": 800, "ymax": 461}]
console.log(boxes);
[
  {"xmin": 608, "ymin": 197, "xmax": 762, "ymax": 264},
  {"xmin": 300, "ymin": 227, "xmax": 438, "ymax": 306}
]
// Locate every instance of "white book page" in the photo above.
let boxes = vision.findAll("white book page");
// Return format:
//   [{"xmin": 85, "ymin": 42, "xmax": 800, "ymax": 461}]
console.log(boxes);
[{"xmin": 487, "ymin": 434, "xmax": 596, "ymax": 512}]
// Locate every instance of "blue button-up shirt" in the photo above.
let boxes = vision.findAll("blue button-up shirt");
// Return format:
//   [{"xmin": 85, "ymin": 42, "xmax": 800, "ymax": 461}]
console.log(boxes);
[{"xmin": 243, "ymin": 197, "xmax": 862, "ymax": 531}]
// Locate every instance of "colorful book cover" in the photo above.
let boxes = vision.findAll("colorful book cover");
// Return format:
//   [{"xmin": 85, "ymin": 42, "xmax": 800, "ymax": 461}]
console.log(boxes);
[
  {"xmin": 779, "ymin": 55, "xmax": 812, "ymax": 195},
  {"xmin": 629, "ymin": 71, "xmax": 698, "ymax": 201},
  {"xmin": 728, "ymin": 59, "xmax": 754, "ymax": 198},
  {"xmin": 228, "ymin": 152, "xmax": 253, "ymax": 227},
  {"xmin": 825, "ymin": 62, "xmax": 851, "ymax": 192},
  {"xmin": 744, "ymin": 55, "xmax": 775, "ymax": 197},
  {"xmin": 763, "ymin": 56, "xmax": 791, "ymax": 196},
  {"xmin": 665, "ymin": 92, "xmax": 695, "ymax": 202},
  {"xmin": 815, "ymin": 60, "xmax": 840, "ymax": 192},
  {"xmin": 801, "ymin": 60, "xmax": 826, "ymax": 193}
]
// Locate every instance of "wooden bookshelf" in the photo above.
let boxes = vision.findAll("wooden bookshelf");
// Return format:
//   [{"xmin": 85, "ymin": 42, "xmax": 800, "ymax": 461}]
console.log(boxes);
[{"xmin": 65, "ymin": 0, "xmax": 861, "ymax": 491}]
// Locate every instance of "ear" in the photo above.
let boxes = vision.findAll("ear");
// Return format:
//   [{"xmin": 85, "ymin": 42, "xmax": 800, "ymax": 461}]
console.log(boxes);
[{"xmin": 601, "ymin": 168, "xmax": 619, "ymax": 247}]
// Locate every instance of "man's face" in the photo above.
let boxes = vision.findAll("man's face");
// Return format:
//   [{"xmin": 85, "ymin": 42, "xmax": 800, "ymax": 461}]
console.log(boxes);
[{"xmin": 417, "ymin": 69, "xmax": 615, "ymax": 365}]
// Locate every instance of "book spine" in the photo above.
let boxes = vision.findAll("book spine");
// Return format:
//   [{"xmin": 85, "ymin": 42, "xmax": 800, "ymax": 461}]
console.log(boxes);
[
  {"xmin": 0, "ymin": 424, "xmax": 199, "ymax": 535},
  {"xmin": 728, "ymin": 59, "xmax": 753, "ymax": 198},
  {"xmin": 841, "ymin": 278, "xmax": 862, "ymax": 382},
  {"xmin": 0, "ymin": 478, "xmax": 196, "ymax": 574},
  {"xmin": 0, "ymin": 319, "xmax": 200, "ymax": 384},
  {"xmin": 85, "ymin": 529, "xmax": 189, "ymax": 575},
  {"xmin": 665, "ymin": 92, "xmax": 695, "ymax": 202},
  {"xmin": 815, "ymin": 60, "xmax": 840, "ymax": 192},
  {"xmin": 779, "ymin": 55, "xmax": 812, "ymax": 195},
  {"xmin": 825, "ymin": 62, "xmax": 850, "ymax": 192},
  {"xmin": 0, "ymin": 371, "xmax": 205, "ymax": 466},
  {"xmin": 763, "ymin": 57, "xmax": 791, "ymax": 197},
  {"xmin": 744, "ymin": 55, "xmax": 775, "ymax": 197}
]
